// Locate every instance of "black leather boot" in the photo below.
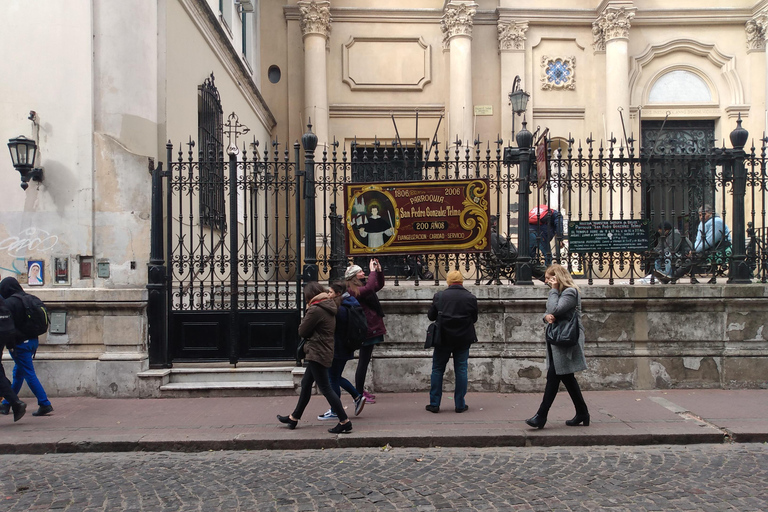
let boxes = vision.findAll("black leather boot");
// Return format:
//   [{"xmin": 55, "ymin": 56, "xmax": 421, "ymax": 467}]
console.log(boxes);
[
  {"xmin": 565, "ymin": 413, "xmax": 590, "ymax": 426},
  {"xmin": 525, "ymin": 414, "xmax": 547, "ymax": 429}
]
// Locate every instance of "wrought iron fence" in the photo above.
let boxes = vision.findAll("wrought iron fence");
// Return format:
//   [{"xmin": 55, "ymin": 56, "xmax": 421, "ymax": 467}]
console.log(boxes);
[{"xmin": 308, "ymin": 122, "xmax": 767, "ymax": 285}]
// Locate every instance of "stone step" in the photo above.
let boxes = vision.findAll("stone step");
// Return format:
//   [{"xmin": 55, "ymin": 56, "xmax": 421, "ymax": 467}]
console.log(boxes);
[
  {"xmin": 169, "ymin": 367, "xmax": 295, "ymax": 384},
  {"xmin": 138, "ymin": 365, "xmax": 304, "ymax": 398}
]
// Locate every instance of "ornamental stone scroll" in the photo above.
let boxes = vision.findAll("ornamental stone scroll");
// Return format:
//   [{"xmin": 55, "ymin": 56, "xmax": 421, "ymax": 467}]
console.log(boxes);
[
  {"xmin": 746, "ymin": 10, "xmax": 768, "ymax": 52},
  {"xmin": 498, "ymin": 20, "xmax": 528, "ymax": 52},
  {"xmin": 441, "ymin": 2, "xmax": 478, "ymax": 50},
  {"xmin": 592, "ymin": 6, "xmax": 635, "ymax": 52},
  {"xmin": 298, "ymin": 0, "xmax": 332, "ymax": 39}
]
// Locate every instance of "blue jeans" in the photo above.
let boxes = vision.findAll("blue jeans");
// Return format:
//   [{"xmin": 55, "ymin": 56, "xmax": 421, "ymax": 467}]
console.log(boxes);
[
  {"xmin": 2, "ymin": 338, "xmax": 51, "ymax": 407},
  {"xmin": 429, "ymin": 346, "xmax": 469, "ymax": 409},
  {"xmin": 329, "ymin": 358, "xmax": 360, "ymax": 404},
  {"xmin": 529, "ymin": 231, "xmax": 553, "ymax": 266}
]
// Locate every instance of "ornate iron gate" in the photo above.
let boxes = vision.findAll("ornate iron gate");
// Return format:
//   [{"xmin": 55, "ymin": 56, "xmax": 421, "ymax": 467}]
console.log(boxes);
[{"xmin": 149, "ymin": 140, "xmax": 303, "ymax": 366}]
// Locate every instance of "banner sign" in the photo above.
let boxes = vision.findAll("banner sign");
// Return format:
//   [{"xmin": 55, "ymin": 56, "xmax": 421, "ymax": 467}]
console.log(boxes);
[
  {"xmin": 344, "ymin": 180, "xmax": 490, "ymax": 256},
  {"xmin": 568, "ymin": 219, "xmax": 651, "ymax": 253}
]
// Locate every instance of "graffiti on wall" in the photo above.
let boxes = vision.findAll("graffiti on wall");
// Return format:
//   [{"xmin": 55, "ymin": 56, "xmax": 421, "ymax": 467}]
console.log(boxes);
[{"xmin": 0, "ymin": 228, "xmax": 59, "ymax": 276}]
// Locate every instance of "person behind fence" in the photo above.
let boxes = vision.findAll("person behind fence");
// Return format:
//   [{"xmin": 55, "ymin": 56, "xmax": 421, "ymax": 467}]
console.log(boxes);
[
  {"xmin": 0, "ymin": 295, "xmax": 27, "ymax": 422},
  {"xmin": 525, "ymin": 264, "xmax": 589, "ymax": 429},
  {"xmin": 651, "ymin": 221, "xmax": 691, "ymax": 283},
  {"xmin": 346, "ymin": 259, "xmax": 386, "ymax": 404},
  {"xmin": 671, "ymin": 204, "xmax": 732, "ymax": 283},
  {"xmin": 490, "ymin": 216, "xmax": 517, "ymax": 264},
  {"xmin": 528, "ymin": 204, "xmax": 564, "ymax": 266},
  {"xmin": 425, "ymin": 270, "xmax": 478, "ymax": 414},
  {"xmin": 0, "ymin": 276, "xmax": 52, "ymax": 417},
  {"xmin": 316, "ymin": 281, "xmax": 366, "ymax": 422},
  {"xmin": 277, "ymin": 282, "xmax": 352, "ymax": 434}
]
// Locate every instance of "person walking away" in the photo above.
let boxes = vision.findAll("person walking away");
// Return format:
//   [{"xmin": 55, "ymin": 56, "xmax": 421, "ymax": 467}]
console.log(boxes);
[
  {"xmin": 346, "ymin": 259, "xmax": 386, "ymax": 403},
  {"xmin": 0, "ymin": 295, "xmax": 27, "ymax": 422},
  {"xmin": 528, "ymin": 204, "xmax": 564, "ymax": 267},
  {"xmin": 0, "ymin": 276, "xmax": 52, "ymax": 417},
  {"xmin": 316, "ymin": 281, "xmax": 366, "ymax": 421},
  {"xmin": 525, "ymin": 264, "xmax": 589, "ymax": 429},
  {"xmin": 276, "ymin": 282, "xmax": 352, "ymax": 434},
  {"xmin": 425, "ymin": 270, "xmax": 478, "ymax": 413}
]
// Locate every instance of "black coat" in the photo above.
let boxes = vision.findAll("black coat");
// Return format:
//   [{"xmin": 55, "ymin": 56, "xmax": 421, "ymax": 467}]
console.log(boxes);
[
  {"xmin": 0, "ymin": 277, "xmax": 27, "ymax": 341},
  {"xmin": 427, "ymin": 284, "xmax": 478, "ymax": 350}
]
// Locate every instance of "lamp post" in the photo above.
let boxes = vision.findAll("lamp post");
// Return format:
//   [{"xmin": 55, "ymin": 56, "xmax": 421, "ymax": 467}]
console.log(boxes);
[
  {"xmin": 509, "ymin": 120, "xmax": 536, "ymax": 285},
  {"xmin": 7, "ymin": 135, "xmax": 44, "ymax": 190},
  {"xmin": 508, "ymin": 75, "xmax": 530, "ymax": 142},
  {"xmin": 728, "ymin": 116, "xmax": 751, "ymax": 284},
  {"xmin": 301, "ymin": 122, "xmax": 319, "ymax": 282}
]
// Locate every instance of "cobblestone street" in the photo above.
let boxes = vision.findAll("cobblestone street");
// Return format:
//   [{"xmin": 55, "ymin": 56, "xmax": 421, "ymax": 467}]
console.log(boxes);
[{"xmin": 2, "ymin": 444, "xmax": 767, "ymax": 511}]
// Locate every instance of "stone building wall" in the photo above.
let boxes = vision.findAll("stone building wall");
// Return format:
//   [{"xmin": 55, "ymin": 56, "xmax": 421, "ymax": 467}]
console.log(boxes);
[{"xmin": 357, "ymin": 283, "xmax": 768, "ymax": 393}]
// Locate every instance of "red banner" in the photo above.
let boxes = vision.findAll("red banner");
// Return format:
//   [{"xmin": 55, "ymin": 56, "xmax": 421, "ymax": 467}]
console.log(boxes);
[{"xmin": 344, "ymin": 180, "xmax": 490, "ymax": 256}]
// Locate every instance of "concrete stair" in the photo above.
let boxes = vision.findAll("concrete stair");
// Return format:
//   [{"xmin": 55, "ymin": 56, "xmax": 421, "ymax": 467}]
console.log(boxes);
[{"xmin": 138, "ymin": 364, "xmax": 304, "ymax": 398}]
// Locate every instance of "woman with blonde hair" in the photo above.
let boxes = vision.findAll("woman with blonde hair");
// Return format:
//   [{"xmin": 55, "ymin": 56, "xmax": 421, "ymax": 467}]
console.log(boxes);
[{"xmin": 525, "ymin": 263, "xmax": 589, "ymax": 429}]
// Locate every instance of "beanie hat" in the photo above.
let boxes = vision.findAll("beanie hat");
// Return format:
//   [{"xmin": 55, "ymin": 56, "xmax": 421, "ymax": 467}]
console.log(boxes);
[
  {"xmin": 345, "ymin": 264, "xmax": 363, "ymax": 280},
  {"xmin": 446, "ymin": 270, "xmax": 464, "ymax": 285}
]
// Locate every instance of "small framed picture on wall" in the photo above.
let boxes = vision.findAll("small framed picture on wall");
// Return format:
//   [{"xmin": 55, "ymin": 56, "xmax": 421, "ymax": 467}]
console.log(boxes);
[
  {"xmin": 28, "ymin": 260, "xmax": 44, "ymax": 286},
  {"xmin": 54, "ymin": 256, "xmax": 70, "ymax": 285}
]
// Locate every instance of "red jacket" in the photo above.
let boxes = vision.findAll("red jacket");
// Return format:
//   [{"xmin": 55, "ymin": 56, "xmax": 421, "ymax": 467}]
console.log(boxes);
[{"xmin": 352, "ymin": 270, "xmax": 386, "ymax": 339}]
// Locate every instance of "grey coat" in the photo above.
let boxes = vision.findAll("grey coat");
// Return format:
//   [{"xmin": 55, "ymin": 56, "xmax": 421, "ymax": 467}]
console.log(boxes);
[{"xmin": 544, "ymin": 287, "xmax": 587, "ymax": 375}]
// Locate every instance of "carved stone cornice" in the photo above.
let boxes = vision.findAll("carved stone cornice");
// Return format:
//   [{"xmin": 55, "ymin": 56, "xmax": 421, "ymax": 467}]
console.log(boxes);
[
  {"xmin": 497, "ymin": 20, "xmax": 528, "ymax": 52},
  {"xmin": 592, "ymin": 6, "xmax": 636, "ymax": 51},
  {"xmin": 440, "ymin": 2, "xmax": 478, "ymax": 49},
  {"xmin": 298, "ymin": 1, "xmax": 332, "ymax": 39},
  {"xmin": 746, "ymin": 9, "xmax": 768, "ymax": 52}
]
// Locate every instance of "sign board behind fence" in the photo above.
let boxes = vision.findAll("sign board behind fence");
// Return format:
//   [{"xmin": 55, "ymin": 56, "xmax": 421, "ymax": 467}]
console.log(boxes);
[
  {"xmin": 344, "ymin": 180, "xmax": 490, "ymax": 256},
  {"xmin": 568, "ymin": 219, "xmax": 651, "ymax": 253}
]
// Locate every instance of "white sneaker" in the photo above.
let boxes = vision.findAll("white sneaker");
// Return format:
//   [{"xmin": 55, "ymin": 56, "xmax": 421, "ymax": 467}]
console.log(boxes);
[{"xmin": 317, "ymin": 409, "xmax": 338, "ymax": 421}]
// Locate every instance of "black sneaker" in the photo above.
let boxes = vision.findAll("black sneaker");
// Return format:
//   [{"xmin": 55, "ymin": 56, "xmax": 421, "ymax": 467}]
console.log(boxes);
[
  {"xmin": 32, "ymin": 405, "xmax": 54, "ymax": 417},
  {"xmin": 0, "ymin": 402, "xmax": 9, "ymax": 415},
  {"xmin": 425, "ymin": 404, "xmax": 439, "ymax": 413},
  {"xmin": 455, "ymin": 405, "xmax": 469, "ymax": 413}
]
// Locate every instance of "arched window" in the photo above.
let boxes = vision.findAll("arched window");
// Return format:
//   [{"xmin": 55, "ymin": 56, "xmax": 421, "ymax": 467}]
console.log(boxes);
[{"xmin": 648, "ymin": 70, "xmax": 712, "ymax": 103}]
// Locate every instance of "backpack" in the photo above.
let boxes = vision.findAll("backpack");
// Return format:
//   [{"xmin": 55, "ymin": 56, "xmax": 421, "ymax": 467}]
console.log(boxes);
[
  {"xmin": 528, "ymin": 205, "xmax": 552, "ymax": 225},
  {"xmin": 342, "ymin": 302, "xmax": 368, "ymax": 352},
  {"xmin": 12, "ymin": 293, "xmax": 50, "ymax": 339},
  {"xmin": 0, "ymin": 300, "xmax": 16, "ymax": 348}
]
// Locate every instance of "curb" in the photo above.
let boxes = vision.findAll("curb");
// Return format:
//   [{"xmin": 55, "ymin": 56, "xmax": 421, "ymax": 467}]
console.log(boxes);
[{"xmin": 0, "ymin": 431, "xmax": 757, "ymax": 455}]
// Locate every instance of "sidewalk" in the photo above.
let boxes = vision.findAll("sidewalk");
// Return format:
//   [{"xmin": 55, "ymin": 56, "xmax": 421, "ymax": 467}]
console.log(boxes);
[{"xmin": 1, "ymin": 389, "xmax": 767, "ymax": 454}]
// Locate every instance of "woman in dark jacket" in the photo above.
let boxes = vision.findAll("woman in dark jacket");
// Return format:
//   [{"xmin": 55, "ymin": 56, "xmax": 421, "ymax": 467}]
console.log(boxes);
[
  {"xmin": 345, "ymin": 259, "xmax": 386, "ymax": 403},
  {"xmin": 316, "ymin": 282, "xmax": 366, "ymax": 422},
  {"xmin": 277, "ymin": 282, "xmax": 352, "ymax": 434},
  {"xmin": 525, "ymin": 263, "xmax": 589, "ymax": 429}
]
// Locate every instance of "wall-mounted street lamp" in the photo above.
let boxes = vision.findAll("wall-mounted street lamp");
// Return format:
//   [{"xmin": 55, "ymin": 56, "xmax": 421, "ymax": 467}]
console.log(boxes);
[
  {"xmin": 508, "ymin": 75, "xmax": 530, "ymax": 143},
  {"xmin": 7, "ymin": 135, "xmax": 44, "ymax": 190}
]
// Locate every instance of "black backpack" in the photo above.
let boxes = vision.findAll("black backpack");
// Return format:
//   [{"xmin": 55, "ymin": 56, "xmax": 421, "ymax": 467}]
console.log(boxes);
[
  {"xmin": 0, "ymin": 300, "xmax": 16, "ymax": 348},
  {"xmin": 12, "ymin": 293, "xmax": 50, "ymax": 339},
  {"xmin": 342, "ymin": 302, "xmax": 368, "ymax": 352}
]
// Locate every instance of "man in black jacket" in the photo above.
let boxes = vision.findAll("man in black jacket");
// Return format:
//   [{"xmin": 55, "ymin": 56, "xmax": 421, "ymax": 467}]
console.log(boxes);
[
  {"xmin": 0, "ymin": 277, "xmax": 53, "ymax": 417},
  {"xmin": 0, "ymin": 296, "xmax": 27, "ymax": 422},
  {"xmin": 426, "ymin": 270, "xmax": 478, "ymax": 413}
]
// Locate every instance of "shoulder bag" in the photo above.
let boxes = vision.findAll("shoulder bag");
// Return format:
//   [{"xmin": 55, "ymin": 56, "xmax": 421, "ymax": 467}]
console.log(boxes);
[
  {"xmin": 424, "ymin": 293, "xmax": 443, "ymax": 349},
  {"xmin": 545, "ymin": 309, "xmax": 580, "ymax": 348}
]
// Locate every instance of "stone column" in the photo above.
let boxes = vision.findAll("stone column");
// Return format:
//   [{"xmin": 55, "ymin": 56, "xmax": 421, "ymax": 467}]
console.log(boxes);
[
  {"xmin": 593, "ymin": 3, "xmax": 635, "ymax": 142},
  {"xmin": 498, "ymin": 19, "xmax": 528, "ymax": 147},
  {"xmin": 441, "ymin": 2, "xmax": 478, "ymax": 147},
  {"xmin": 298, "ymin": 1, "xmax": 331, "ymax": 149},
  {"xmin": 747, "ymin": 10, "xmax": 768, "ymax": 135}
]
